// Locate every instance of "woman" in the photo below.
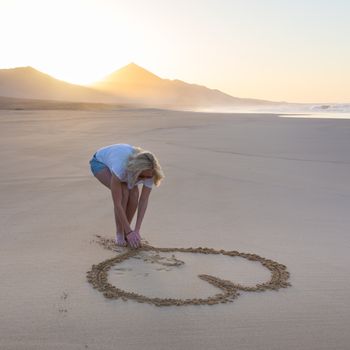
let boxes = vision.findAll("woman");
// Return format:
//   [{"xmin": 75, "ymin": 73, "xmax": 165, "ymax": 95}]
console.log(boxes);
[{"xmin": 89, "ymin": 143, "xmax": 164, "ymax": 248}]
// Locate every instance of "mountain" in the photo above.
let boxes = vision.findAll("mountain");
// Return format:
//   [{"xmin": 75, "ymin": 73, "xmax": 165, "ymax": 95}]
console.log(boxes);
[
  {"xmin": 0, "ymin": 66, "xmax": 126, "ymax": 104},
  {"xmin": 95, "ymin": 62, "xmax": 163, "ymax": 87},
  {"xmin": 0, "ymin": 64, "xmax": 283, "ymax": 110},
  {"xmin": 91, "ymin": 62, "xmax": 279, "ymax": 108}
]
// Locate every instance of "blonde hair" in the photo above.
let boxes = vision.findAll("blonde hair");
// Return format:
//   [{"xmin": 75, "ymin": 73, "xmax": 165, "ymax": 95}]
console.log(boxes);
[{"xmin": 125, "ymin": 146, "xmax": 165, "ymax": 189}]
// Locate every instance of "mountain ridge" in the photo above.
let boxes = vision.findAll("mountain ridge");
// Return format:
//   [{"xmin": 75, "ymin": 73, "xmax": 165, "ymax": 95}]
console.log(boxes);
[
  {"xmin": 0, "ymin": 63, "xmax": 281, "ymax": 109},
  {"xmin": 90, "ymin": 62, "xmax": 280, "ymax": 107},
  {"xmin": 0, "ymin": 66, "xmax": 126, "ymax": 104}
]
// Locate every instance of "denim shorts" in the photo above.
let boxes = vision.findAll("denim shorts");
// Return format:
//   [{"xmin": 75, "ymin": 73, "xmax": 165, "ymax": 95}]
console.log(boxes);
[{"xmin": 89, "ymin": 152, "xmax": 108, "ymax": 176}]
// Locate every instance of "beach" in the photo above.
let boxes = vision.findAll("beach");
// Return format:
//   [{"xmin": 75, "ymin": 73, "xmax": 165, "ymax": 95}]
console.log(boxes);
[{"xmin": 1, "ymin": 108, "xmax": 349, "ymax": 350}]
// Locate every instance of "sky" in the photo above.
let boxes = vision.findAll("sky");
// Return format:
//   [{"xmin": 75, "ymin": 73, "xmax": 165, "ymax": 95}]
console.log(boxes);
[{"xmin": 0, "ymin": 0, "xmax": 349, "ymax": 103}]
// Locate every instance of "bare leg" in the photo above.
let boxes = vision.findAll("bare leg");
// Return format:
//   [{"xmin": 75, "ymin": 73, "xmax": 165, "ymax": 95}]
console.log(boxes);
[
  {"xmin": 94, "ymin": 167, "xmax": 112, "ymax": 190},
  {"xmin": 111, "ymin": 183, "xmax": 129, "ymax": 246},
  {"xmin": 94, "ymin": 168, "xmax": 125, "ymax": 239},
  {"xmin": 115, "ymin": 184, "xmax": 140, "ymax": 247}
]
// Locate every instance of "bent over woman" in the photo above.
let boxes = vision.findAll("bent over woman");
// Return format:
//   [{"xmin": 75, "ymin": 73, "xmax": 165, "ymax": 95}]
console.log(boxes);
[{"xmin": 89, "ymin": 143, "xmax": 164, "ymax": 248}]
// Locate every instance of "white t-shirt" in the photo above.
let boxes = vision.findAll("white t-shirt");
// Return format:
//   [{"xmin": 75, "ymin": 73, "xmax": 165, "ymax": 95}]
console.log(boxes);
[{"xmin": 95, "ymin": 143, "xmax": 153, "ymax": 189}]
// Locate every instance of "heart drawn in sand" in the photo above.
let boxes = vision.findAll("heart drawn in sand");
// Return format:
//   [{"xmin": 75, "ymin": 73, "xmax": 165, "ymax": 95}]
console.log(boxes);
[{"xmin": 86, "ymin": 235, "xmax": 291, "ymax": 307}]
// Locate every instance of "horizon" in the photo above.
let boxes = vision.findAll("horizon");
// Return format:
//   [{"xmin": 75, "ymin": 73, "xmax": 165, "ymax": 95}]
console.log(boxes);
[{"xmin": 1, "ymin": 0, "xmax": 349, "ymax": 103}]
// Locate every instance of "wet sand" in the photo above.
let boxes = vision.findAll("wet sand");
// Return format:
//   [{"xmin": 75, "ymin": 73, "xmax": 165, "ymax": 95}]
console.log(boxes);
[{"xmin": 0, "ymin": 108, "xmax": 349, "ymax": 349}]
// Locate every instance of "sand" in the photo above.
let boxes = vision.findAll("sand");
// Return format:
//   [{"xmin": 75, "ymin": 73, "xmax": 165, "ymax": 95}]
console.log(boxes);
[
  {"xmin": 0, "ymin": 108, "xmax": 350, "ymax": 349},
  {"xmin": 88, "ymin": 235, "xmax": 291, "ymax": 306}
]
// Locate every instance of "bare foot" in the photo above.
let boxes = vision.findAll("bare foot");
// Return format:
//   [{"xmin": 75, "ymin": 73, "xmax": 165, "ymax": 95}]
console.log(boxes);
[{"xmin": 115, "ymin": 232, "xmax": 127, "ymax": 247}]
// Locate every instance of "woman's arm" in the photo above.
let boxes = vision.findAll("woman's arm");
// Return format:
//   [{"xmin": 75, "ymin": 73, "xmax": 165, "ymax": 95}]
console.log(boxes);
[
  {"xmin": 110, "ymin": 173, "xmax": 132, "ymax": 234},
  {"xmin": 134, "ymin": 186, "xmax": 151, "ymax": 232}
]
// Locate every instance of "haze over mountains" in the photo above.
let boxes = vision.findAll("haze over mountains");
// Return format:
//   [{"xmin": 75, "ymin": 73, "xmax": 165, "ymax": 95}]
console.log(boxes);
[
  {"xmin": 0, "ymin": 63, "xmax": 282, "ymax": 110},
  {"xmin": 91, "ymin": 63, "xmax": 278, "ymax": 108},
  {"xmin": 0, "ymin": 66, "xmax": 124, "ymax": 104}
]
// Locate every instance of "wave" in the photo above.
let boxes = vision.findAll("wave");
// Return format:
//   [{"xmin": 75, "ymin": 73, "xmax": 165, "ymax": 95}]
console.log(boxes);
[
  {"xmin": 188, "ymin": 103, "xmax": 350, "ymax": 115},
  {"xmin": 309, "ymin": 104, "xmax": 350, "ymax": 113},
  {"xmin": 240, "ymin": 103, "xmax": 350, "ymax": 114}
]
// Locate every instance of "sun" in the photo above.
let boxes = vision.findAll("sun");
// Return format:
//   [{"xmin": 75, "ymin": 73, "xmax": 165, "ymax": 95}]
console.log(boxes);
[{"xmin": 1, "ymin": 0, "xmax": 141, "ymax": 85}]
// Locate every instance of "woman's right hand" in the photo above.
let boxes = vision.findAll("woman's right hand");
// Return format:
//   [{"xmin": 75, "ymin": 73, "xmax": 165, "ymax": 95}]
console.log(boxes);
[
  {"xmin": 126, "ymin": 230, "xmax": 141, "ymax": 248},
  {"xmin": 115, "ymin": 232, "xmax": 127, "ymax": 247}
]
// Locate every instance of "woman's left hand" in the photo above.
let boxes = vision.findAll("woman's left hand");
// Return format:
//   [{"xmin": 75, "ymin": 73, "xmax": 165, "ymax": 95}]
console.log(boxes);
[
  {"xmin": 126, "ymin": 230, "xmax": 142, "ymax": 248},
  {"xmin": 133, "ymin": 229, "xmax": 141, "ymax": 240}
]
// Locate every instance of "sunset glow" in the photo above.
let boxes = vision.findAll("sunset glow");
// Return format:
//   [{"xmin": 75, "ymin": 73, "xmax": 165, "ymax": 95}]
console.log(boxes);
[{"xmin": 1, "ymin": 0, "xmax": 349, "ymax": 102}]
